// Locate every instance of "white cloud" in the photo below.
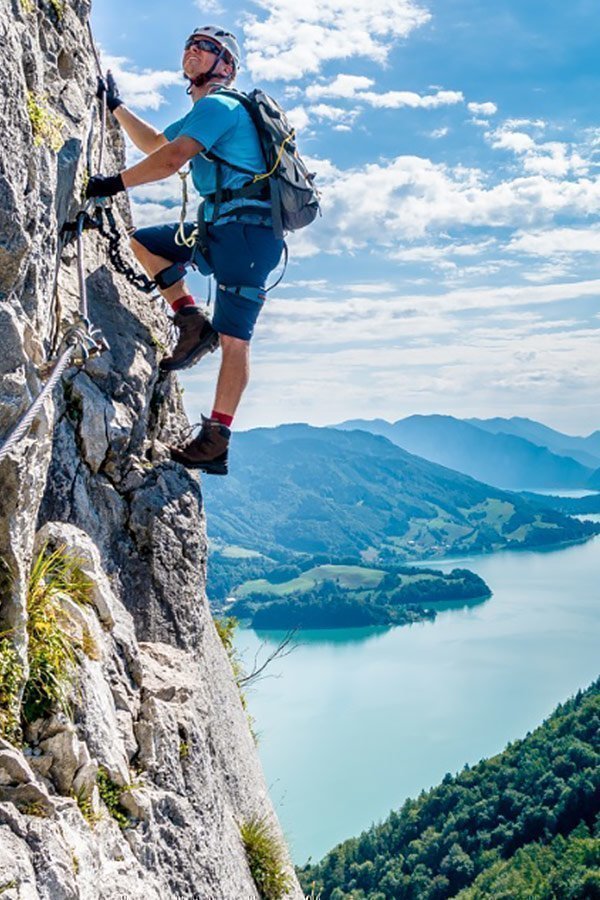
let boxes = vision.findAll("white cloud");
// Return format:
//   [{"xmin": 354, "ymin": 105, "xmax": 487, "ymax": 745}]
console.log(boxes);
[
  {"xmin": 486, "ymin": 122, "xmax": 589, "ymax": 178},
  {"xmin": 130, "ymin": 174, "xmax": 192, "ymax": 205},
  {"xmin": 504, "ymin": 118, "xmax": 546, "ymax": 129},
  {"xmin": 467, "ymin": 101, "xmax": 498, "ymax": 116},
  {"xmin": 307, "ymin": 74, "xmax": 375, "ymax": 99},
  {"xmin": 359, "ymin": 89, "xmax": 463, "ymax": 109},
  {"xmin": 181, "ymin": 283, "xmax": 600, "ymax": 430},
  {"xmin": 490, "ymin": 129, "xmax": 536, "ymax": 154},
  {"xmin": 310, "ymin": 104, "xmax": 353, "ymax": 121},
  {"xmin": 429, "ymin": 127, "xmax": 449, "ymax": 139},
  {"xmin": 306, "ymin": 74, "xmax": 463, "ymax": 109},
  {"xmin": 309, "ymin": 153, "xmax": 600, "ymax": 249},
  {"xmin": 243, "ymin": 0, "xmax": 431, "ymax": 81},
  {"xmin": 508, "ymin": 226, "xmax": 600, "ymax": 256},
  {"xmin": 130, "ymin": 200, "xmax": 179, "ymax": 228},
  {"xmin": 101, "ymin": 54, "xmax": 181, "ymax": 110},
  {"xmin": 193, "ymin": 0, "xmax": 224, "ymax": 13},
  {"xmin": 392, "ymin": 240, "xmax": 496, "ymax": 263},
  {"xmin": 286, "ymin": 105, "xmax": 311, "ymax": 130}
]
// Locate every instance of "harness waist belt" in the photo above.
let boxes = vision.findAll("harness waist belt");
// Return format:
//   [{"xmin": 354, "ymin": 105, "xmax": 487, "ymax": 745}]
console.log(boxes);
[{"xmin": 205, "ymin": 181, "xmax": 270, "ymax": 205}]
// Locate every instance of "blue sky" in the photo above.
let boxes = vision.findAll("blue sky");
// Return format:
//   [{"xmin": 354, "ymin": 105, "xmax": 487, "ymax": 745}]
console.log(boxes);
[{"xmin": 91, "ymin": 0, "xmax": 600, "ymax": 434}]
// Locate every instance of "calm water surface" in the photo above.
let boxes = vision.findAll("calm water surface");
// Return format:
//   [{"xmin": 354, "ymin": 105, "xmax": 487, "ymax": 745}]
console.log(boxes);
[{"xmin": 235, "ymin": 536, "xmax": 600, "ymax": 864}]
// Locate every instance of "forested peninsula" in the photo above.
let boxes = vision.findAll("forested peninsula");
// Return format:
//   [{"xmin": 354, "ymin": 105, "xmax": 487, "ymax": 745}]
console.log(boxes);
[{"xmin": 225, "ymin": 564, "xmax": 491, "ymax": 630}]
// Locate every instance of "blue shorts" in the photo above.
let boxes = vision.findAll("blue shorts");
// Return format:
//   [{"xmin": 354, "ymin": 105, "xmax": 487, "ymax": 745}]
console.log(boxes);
[{"xmin": 132, "ymin": 222, "xmax": 284, "ymax": 340}]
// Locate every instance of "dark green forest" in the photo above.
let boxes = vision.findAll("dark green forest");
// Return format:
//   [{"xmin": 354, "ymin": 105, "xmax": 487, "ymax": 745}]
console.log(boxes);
[{"xmin": 299, "ymin": 680, "xmax": 600, "ymax": 898}]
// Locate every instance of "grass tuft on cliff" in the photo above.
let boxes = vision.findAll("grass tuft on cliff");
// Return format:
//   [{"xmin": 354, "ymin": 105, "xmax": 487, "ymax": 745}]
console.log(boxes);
[
  {"xmin": 0, "ymin": 636, "xmax": 23, "ymax": 742},
  {"xmin": 240, "ymin": 814, "xmax": 293, "ymax": 900},
  {"xmin": 23, "ymin": 543, "xmax": 93, "ymax": 722}
]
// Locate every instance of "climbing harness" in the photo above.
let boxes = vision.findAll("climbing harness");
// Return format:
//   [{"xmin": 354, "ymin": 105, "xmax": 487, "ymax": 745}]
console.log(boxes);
[{"xmin": 0, "ymin": 28, "xmax": 113, "ymax": 464}]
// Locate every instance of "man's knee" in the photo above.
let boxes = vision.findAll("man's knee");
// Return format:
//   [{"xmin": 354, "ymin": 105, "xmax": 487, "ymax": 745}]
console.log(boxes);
[
  {"xmin": 213, "ymin": 286, "xmax": 265, "ymax": 342},
  {"xmin": 220, "ymin": 334, "xmax": 249, "ymax": 353}
]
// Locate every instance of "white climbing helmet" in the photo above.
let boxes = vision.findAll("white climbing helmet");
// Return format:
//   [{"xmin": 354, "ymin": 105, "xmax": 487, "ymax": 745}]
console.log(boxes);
[{"xmin": 187, "ymin": 26, "xmax": 241, "ymax": 72}]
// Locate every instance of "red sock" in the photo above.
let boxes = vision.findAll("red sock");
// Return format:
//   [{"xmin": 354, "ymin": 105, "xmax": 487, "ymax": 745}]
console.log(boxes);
[
  {"xmin": 211, "ymin": 409, "xmax": 233, "ymax": 428},
  {"xmin": 171, "ymin": 294, "xmax": 196, "ymax": 313}
]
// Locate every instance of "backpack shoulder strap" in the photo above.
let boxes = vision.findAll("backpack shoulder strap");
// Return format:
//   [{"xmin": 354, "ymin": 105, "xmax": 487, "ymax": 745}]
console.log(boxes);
[{"xmin": 201, "ymin": 88, "xmax": 264, "ymax": 175}]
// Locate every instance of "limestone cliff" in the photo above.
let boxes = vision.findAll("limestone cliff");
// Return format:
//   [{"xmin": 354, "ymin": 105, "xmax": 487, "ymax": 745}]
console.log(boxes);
[{"xmin": 0, "ymin": 1, "xmax": 302, "ymax": 896}]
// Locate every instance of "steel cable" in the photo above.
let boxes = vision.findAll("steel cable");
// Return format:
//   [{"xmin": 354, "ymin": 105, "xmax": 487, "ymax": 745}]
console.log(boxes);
[
  {"xmin": 0, "ymin": 346, "xmax": 75, "ymax": 464},
  {"xmin": 0, "ymin": 23, "xmax": 111, "ymax": 462}
]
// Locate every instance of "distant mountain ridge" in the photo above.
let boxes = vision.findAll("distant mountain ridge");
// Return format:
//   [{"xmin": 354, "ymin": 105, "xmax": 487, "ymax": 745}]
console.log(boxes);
[
  {"xmin": 467, "ymin": 416, "xmax": 600, "ymax": 468},
  {"xmin": 336, "ymin": 414, "xmax": 597, "ymax": 490},
  {"xmin": 202, "ymin": 424, "xmax": 597, "ymax": 562}
]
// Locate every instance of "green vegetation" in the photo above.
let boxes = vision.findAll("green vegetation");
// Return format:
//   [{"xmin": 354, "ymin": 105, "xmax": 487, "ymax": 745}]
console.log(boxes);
[
  {"xmin": 214, "ymin": 615, "xmax": 244, "ymax": 681},
  {"xmin": 227, "ymin": 564, "xmax": 490, "ymax": 630},
  {"xmin": 457, "ymin": 828, "xmax": 600, "ymax": 899},
  {"xmin": 240, "ymin": 814, "xmax": 293, "ymax": 900},
  {"xmin": 23, "ymin": 544, "xmax": 93, "ymax": 722},
  {"xmin": 0, "ymin": 637, "xmax": 23, "ymax": 742},
  {"xmin": 96, "ymin": 768, "xmax": 130, "ymax": 829},
  {"xmin": 74, "ymin": 786, "xmax": 101, "ymax": 827},
  {"xmin": 202, "ymin": 425, "xmax": 599, "ymax": 565},
  {"xmin": 18, "ymin": 802, "xmax": 50, "ymax": 818},
  {"xmin": 239, "ymin": 565, "xmax": 385, "ymax": 598},
  {"xmin": 299, "ymin": 679, "xmax": 600, "ymax": 898},
  {"xmin": 26, "ymin": 92, "xmax": 65, "ymax": 151}
]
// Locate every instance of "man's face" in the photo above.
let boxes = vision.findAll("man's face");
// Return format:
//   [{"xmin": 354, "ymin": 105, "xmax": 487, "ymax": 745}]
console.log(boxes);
[{"xmin": 182, "ymin": 37, "xmax": 233, "ymax": 82}]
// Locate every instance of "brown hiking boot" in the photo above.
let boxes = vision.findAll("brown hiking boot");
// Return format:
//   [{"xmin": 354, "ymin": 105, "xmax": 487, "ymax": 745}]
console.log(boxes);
[
  {"xmin": 160, "ymin": 308, "xmax": 219, "ymax": 372},
  {"xmin": 170, "ymin": 416, "xmax": 230, "ymax": 475}
]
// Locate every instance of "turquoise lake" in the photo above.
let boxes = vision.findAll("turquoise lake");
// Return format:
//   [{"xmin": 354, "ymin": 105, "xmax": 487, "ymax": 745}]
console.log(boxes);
[{"xmin": 234, "ymin": 534, "xmax": 600, "ymax": 865}]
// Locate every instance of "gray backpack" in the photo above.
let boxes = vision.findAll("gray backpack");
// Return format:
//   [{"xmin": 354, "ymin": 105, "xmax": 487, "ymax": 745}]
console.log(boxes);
[{"xmin": 206, "ymin": 88, "xmax": 321, "ymax": 239}]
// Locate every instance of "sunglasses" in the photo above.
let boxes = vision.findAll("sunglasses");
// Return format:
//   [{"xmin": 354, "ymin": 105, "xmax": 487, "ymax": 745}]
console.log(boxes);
[{"xmin": 184, "ymin": 37, "xmax": 222, "ymax": 55}]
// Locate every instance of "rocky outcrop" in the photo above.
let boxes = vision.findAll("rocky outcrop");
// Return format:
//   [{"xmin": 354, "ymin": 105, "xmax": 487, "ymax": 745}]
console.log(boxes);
[{"xmin": 0, "ymin": 0, "xmax": 301, "ymax": 896}]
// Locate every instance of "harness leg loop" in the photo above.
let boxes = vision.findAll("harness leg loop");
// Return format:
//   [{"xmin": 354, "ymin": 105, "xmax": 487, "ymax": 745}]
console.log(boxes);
[{"xmin": 154, "ymin": 262, "xmax": 189, "ymax": 291}]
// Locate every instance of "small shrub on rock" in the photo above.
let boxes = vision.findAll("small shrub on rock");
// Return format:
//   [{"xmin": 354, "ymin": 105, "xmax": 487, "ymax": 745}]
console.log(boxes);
[{"xmin": 240, "ymin": 814, "xmax": 292, "ymax": 900}]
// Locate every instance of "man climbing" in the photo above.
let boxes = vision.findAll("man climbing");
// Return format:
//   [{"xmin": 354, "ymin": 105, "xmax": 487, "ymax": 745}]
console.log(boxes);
[{"xmin": 85, "ymin": 26, "xmax": 285, "ymax": 475}]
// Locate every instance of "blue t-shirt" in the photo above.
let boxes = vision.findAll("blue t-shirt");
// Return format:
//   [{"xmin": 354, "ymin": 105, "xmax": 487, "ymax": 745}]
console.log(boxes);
[{"xmin": 164, "ymin": 92, "xmax": 271, "ymax": 225}]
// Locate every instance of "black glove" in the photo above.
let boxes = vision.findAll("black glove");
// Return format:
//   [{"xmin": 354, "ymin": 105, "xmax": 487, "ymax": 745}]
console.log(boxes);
[
  {"xmin": 96, "ymin": 70, "xmax": 123, "ymax": 113},
  {"xmin": 86, "ymin": 173, "xmax": 125, "ymax": 199}
]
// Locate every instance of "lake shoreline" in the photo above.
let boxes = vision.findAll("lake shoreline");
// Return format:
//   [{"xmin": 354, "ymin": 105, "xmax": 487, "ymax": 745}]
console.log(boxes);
[{"xmin": 236, "ymin": 534, "xmax": 600, "ymax": 863}]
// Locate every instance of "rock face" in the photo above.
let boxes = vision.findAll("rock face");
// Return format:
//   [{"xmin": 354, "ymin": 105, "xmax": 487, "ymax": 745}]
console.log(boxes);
[{"xmin": 0, "ymin": 1, "xmax": 302, "ymax": 897}]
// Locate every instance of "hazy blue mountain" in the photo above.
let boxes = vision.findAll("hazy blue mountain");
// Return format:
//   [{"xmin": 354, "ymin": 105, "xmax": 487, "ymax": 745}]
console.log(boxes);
[
  {"xmin": 202, "ymin": 424, "xmax": 597, "ymax": 560},
  {"xmin": 468, "ymin": 416, "xmax": 600, "ymax": 467},
  {"xmin": 588, "ymin": 467, "xmax": 600, "ymax": 491},
  {"xmin": 336, "ymin": 415, "xmax": 593, "ymax": 490}
]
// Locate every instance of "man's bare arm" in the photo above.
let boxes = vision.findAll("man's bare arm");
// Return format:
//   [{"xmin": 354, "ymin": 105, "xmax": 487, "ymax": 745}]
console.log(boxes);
[
  {"xmin": 113, "ymin": 106, "xmax": 169, "ymax": 155},
  {"xmin": 121, "ymin": 135, "xmax": 203, "ymax": 188}
]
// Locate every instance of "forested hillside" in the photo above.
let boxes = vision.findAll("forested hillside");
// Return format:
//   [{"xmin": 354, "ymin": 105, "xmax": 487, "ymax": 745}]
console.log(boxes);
[
  {"xmin": 299, "ymin": 680, "xmax": 600, "ymax": 899},
  {"xmin": 203, "ymin": 425, "xmax": 598, "ymax": 562}
]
